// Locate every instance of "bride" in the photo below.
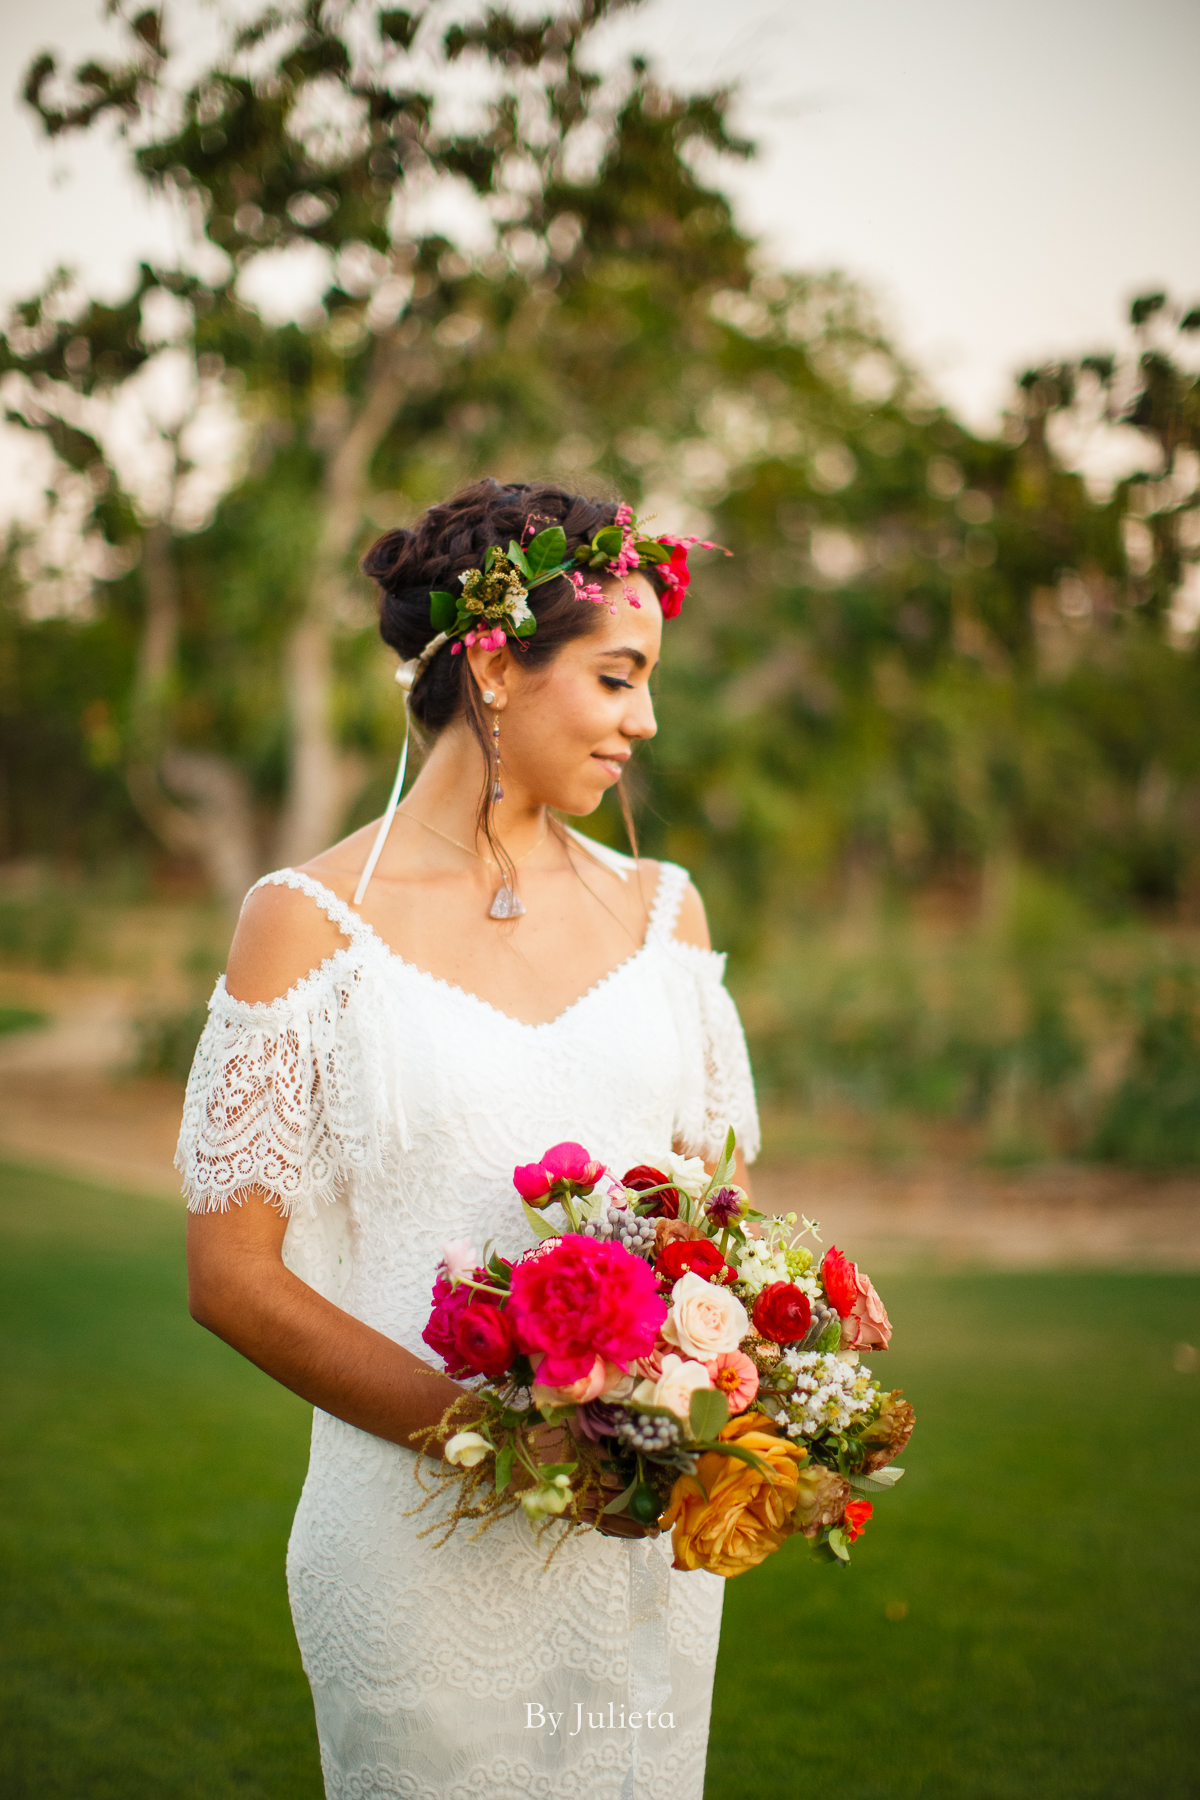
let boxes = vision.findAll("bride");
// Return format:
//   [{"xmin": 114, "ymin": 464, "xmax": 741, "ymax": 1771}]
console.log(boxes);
[{"xmin": 179, "ymin": 479, "xmax": 760, "ymax": 1800}]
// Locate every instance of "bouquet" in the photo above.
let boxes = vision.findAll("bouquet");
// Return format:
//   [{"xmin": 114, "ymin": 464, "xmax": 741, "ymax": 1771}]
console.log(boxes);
[{"xmin": 415, "ymin": 1132, "xmax": 914, "ymax": 1577}]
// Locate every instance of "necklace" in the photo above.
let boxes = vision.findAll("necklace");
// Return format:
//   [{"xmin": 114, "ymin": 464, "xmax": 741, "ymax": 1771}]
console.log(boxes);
[{"xmin": 399, "ymin": 811, "xmax": 549, "ymax": 920}]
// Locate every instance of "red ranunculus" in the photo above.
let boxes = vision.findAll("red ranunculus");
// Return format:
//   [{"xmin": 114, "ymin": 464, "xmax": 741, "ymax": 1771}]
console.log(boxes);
[
  {"xmin": 656, "ymin": 1238, "xmax": 730, "ymax": 1285},
  {"xmin": 623, "ymin": 1164, "xmax": 681, "ymax": 1219},
  {"xmin": 821, "ymin": 1245, "xmax": 859, "ymax": 1318},
  {"xmin": 842, "ymin": 1499, "xmax": 873, "ymax": 1543},
  {"xmin": 453, "ymin": 1303, "xmax": 516, "ymax": 1379},
  {"xmin": 752, "ymin": 1281, "xmax": 813, "ymax": 1346}
]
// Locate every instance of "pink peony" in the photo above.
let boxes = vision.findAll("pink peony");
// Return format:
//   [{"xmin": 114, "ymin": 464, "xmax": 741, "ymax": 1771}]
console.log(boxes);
[
  {"xmin": 422, "ymin": 1269, "xmax": 476, "ymax": 1377},
  {"xmin": 840, "ymin": 1267, "xmax": 892, "ymax": 1351},
  {"xmin": 705, "ymin": 1350, "xmax": 759, "ymax": 1412},
  {"xmin": 507, "ymin": 1236, "xmax": 666, "ymax": 1388},
  {"xmin": 541, "ymin": 1142, "xmax": 606, "ymax": 1188},
  {"xmin": 513, "ymin": 1161, "xmax": 553, "ymax": 1203}
]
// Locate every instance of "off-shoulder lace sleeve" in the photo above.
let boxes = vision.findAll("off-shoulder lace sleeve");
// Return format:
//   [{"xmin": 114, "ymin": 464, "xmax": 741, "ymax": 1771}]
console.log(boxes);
[
  {"xmin": 651, "ymin": 863, "xmax": 761, "ymax": 1164},
  {"xmin": 176, "ymin": 958, "xmax": 406, "ymax": 1215}
]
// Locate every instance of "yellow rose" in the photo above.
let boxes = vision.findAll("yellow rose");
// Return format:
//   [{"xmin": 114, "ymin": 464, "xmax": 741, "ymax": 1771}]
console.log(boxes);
[{"xmin": 660, "ymin": 1413, "xmax": 807, "ymax": 1578}]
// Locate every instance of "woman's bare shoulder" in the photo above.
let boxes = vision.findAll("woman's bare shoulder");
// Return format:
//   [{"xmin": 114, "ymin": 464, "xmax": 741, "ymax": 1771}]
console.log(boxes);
[{"xmin": 225, "ymin": 876, "xmax": 352, "ymax": 1006}]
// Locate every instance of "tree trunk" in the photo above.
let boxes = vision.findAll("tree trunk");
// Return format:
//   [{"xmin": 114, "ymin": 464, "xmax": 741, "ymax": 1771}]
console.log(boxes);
[
  {"xmin": 126, "ymin": 516, "xmax": 260, "ymax": 914},
  {"xmin": 276, "ymin": 331, "xmax": 411, "ymax": 867}
]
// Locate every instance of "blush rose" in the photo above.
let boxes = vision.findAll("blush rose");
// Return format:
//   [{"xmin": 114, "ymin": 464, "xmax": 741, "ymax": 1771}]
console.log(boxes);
[{"xmin": 662, "ymin": 1270, "xmax": 749, "ymax": 1361}]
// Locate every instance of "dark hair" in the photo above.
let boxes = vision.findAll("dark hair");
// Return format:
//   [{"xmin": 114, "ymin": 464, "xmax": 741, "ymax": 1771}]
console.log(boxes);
[{"xmin": 361, "ymin": 479, "xmax": 666, "ymax": 875}]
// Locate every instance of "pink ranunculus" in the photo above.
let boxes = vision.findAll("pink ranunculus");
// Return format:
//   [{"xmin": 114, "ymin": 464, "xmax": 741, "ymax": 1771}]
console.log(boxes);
[
  {"xmin": 513, "ymin": 1161, "xmax": 553, "ymax": 1203},
  {"xmin": 507, "ymin": 1235, "xmax": 666, "ymax": 1389},
  {"xmin": 840, "ymin": 1267, "xmax": 893, "ymax": 1351},
  {"xmin": 541, "ymin": 1141, "xmax": 606, "ymax": 1189},
  {"xmin": 439, "ymin": 1239, "xmax": 478, "ymax": 1279},
  {"xmin": 705, "ymin": 1349, "xmax": 760, "ymax": 1413}
]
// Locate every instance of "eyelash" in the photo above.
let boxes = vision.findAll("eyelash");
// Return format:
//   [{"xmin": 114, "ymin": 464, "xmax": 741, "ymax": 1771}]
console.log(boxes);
[{"xmin": 601, "ymin": 676, "xmax": 633, "ymax": 691}]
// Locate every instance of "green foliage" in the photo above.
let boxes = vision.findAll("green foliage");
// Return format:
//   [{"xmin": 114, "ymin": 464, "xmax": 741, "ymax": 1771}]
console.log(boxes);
[
  {"xmin": 131, "ymin": 1002, "xmax": 210, "ymax": 1085},
  {"xmin": 1091, "ymin": 973, "xmax": 1200, "ymax": 1167}
]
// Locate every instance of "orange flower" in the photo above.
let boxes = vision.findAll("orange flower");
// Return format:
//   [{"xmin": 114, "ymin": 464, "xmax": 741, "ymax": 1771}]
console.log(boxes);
[
  {"xmin": 660, "ymin": 1413, "xmax": 807, "ymax": 1578},
  {"xmin": 842, "ymin": 1499, "xmax": 873, "ymax": 1542}
]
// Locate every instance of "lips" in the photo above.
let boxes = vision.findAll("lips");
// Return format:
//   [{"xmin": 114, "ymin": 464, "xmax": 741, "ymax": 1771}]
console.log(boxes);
[{"xmin": 592, "ymin": 753, "xmax": 628, "ymax": 778}]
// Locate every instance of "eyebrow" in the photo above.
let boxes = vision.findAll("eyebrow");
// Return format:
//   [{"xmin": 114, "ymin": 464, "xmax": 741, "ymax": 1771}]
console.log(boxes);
[{"xmin": 598, "ymin": 646, "xmax": 650, "ymax": 669}]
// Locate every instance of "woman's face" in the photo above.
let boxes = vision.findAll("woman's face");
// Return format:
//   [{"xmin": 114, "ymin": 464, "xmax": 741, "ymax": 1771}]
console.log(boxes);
[{"xmin": 479, "ymin": 574, "xmax": 662, "ymax": 817}]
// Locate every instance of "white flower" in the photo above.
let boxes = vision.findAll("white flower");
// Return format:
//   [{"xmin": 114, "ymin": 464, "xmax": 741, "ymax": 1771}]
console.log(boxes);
[
  {"xmin": 505, "ymin": 590, "xmax": 533, "ymax": 627},
  {"xmin": 520, "ymin": 1482, "xmax": 571, "ymax": 1520},
  {"xmin": 779, "ymin": 1350, "xmax": 880, "ymax": 1439},
  {"xmin": 632, "ymin": 1352, "xmax": 714, "ymax": 1419},
  {"xmin": 444, "ymin": 1431, "xmax": 492, "ymax": 1467},
  {"xmin": 661, "ymin": 1151, "xmax": 711, "ymax": 1200},
  {"xmin": 439, "ymin": 1239, "xmax": 478, "ymax": 1280}
]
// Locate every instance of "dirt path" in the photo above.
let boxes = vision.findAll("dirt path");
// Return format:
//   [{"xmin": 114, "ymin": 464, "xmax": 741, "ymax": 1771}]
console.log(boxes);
[{"xmin": 2, "ymin": 975, "xmax": 1197, "ymax": 1267}]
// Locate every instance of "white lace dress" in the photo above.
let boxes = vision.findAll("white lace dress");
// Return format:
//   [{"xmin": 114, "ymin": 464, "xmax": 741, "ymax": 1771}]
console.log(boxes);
[{"xmin": 177, "ymin": 845, "xmax": 760, "ymax": 1800}]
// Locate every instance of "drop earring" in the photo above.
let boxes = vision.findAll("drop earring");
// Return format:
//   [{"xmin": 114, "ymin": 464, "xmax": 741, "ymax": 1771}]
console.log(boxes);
[{"xmin": 491, "ymin": 708, "xmax": 504, "ymax": 803}]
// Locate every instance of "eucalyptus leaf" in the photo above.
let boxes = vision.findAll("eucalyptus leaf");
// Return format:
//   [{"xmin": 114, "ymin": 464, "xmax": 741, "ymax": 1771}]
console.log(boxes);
[
  {"xmin": 692, "ymin": 1441, "xmax": 773, "ymax": 1478},
  {"xmin": 429, "ymin": 590, "xmax": 457, "ymax": 631},
  {"xmin": 849, "ymin": 1466, "xmax": 905, "ymax": 1493},
  {"xmin": 688, "ymin": 1388, "xmax": 730, "ymax": 1443},
  {"xmin": 601, "ymin": 1476, "xmax": 639, "ymax": 1516},
  {"xmin": 827, "ymin": 1527, "xmax": 851, "ymax": 1563},
  {"xmin": 494, "ymin": 1441, "xmax": 514, "ymax": 1495},
  {"xmin": 521, "ymin": 1199, "xmax": 560, "ymax": 1242}
]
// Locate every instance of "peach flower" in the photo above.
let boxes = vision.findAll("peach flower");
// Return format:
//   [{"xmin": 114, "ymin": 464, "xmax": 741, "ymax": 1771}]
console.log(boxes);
[
  {"xmin": 631, "ymin": 1352, "xmax": 713, "ymax": 1419},
  {"xmin": 661, "ymin": 1414, "xmax": 807, "ymax": 1577},
  {"xmin": 705, "ymin": 1349, "xmax": 759, "ymax": 1412},
  {"xmin": 662, "ymin": 1270, "xmax": 749, "ymax": 1361},
  {"xmin": 840, "ymin": 1267, "xmax": 892, "ymax": 1351},
  {"xmin": 532, "ymin": 1354, "xmax": 633, "ymax": 1408}
]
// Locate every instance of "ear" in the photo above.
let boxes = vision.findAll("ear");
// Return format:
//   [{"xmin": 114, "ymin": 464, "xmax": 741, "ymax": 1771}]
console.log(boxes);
[{"xmin": 464, "ymin": 639, "xmax": 514, "ymax": 707}]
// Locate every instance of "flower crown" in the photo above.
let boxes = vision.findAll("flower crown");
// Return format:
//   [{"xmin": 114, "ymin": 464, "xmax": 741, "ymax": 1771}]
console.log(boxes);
[{"xmin": 410, "ymin": 504, "xmax": 723, "ymax": 675}]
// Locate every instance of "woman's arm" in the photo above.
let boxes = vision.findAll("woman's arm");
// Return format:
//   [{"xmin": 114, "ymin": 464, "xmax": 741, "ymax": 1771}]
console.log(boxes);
[
  {"xmin": 187, "ymin": 1194, "xmax": 471, "ymax": 1449},
  {"xmin": 187, "ymin": 1199, "xmax": 649, "ymax": 1534}
]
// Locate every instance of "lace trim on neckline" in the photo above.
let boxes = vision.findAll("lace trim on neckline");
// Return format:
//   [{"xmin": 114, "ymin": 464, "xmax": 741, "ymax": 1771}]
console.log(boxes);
[{"xmin": 234, "ymin": 860, "xmax": 694, "ymax": 1031}]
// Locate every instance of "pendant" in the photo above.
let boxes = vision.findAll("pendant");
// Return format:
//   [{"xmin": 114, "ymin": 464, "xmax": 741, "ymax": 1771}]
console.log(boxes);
[{"xmin": 489, "ymin": 884, "xmax": 526, "ymax": 920}]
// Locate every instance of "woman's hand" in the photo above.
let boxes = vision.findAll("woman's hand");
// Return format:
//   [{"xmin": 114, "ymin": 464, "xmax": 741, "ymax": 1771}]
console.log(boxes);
[{"xmin": 529, "ymin": 1421, "xmax": 660, "ymax": 1540}]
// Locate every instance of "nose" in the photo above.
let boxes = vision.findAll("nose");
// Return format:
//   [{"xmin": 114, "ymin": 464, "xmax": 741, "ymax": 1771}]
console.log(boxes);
[{"xmin": 623, "ymin": 683, "xmax": 657, "ymax": 742}]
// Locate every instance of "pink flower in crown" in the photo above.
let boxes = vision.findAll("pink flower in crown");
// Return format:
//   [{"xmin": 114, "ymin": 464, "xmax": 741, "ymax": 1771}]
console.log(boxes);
[
  {"xmin": 569, "ymin": 569, "xmax": 607, "ymax": 607},
  {"xmin": 507, "ymin": 1234, "xmax": 666, "ymax": 1388}
]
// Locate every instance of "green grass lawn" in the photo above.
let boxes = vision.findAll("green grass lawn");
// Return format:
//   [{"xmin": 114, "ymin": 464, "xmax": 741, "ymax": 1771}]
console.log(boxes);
[{"xmin": 1, "ymin": 1162, "xmax": 1197, "ymax": 1799}]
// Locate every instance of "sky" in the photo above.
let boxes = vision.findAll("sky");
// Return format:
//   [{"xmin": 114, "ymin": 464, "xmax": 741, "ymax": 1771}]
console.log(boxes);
[{"xmin": 2, "ymin": 0, "xmax": 1198, "ymax": 433}]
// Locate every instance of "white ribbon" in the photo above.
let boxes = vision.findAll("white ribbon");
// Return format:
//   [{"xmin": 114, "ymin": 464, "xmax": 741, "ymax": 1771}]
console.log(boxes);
[{"xmin": 621, "ymin": 1538, "xmax": 672, "ymax": 1799}]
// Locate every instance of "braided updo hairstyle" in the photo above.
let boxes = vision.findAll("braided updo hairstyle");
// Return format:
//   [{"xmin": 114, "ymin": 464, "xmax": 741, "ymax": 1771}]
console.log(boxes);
[{"xmin": 360, "ymin": 478, "xmax": 668, "ymax": 866}]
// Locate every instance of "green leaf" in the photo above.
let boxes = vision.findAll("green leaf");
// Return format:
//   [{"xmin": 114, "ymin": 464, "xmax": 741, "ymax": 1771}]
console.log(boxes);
[
  {"xmin": 817, "ymin": 1320, "xmax": 843, "ymax": 1354},
  {"xmin": 592, "ymin": 526, "xmax": 622, "ymax": 557},
  {"xmin": 521, "ymin": 1199, "xmax": 561, "ymax": 1242},
  {"xmin": 494, "ymin": 1441, "xmax": 514, "ymax": 1494},
  {"xmin": 505, "ymin": 539, "xmax": 532, "ymax": 576},
  {"xmin": 827, "ymin": 1527, "xmax": 851, "ymax": 1563},
  {"xmin": 849, "ymin": 1466, "xmax": 905, "ymax": 1493},
  {"xmin": 694, "ymin": 1440, "xmax": 774, "ymax": 1478},
  {"xmin": 524, "ymin": 524, "xmax": 568, "ymax": 578},
  {"xmin": 634, "ymin": 537, "xmax": 670, "ymax": 564},
  {"xmin": 429, "ymin": 590, "xmax": 457, "ymax": 631},
  {"xmin": 688, "ymin": 1388, "xmax": 730, "ymax": 1442},
  {"xmin": 601, "ymin": 1476, "xmax": 639, "ymax": 1516},
  {"xmin": 513, "ymin": 614, "xmax": 537, "ymax": 637}
]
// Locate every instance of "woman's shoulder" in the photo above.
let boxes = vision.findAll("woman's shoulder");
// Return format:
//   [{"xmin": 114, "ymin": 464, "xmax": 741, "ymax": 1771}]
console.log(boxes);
[{"xmin": 225, "ymin": 866, "xmax": 367, "ymax": 1007}]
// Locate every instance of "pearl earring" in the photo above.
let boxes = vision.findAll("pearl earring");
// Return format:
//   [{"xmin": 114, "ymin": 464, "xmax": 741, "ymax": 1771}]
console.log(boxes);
[{"xmin": 482, "ymin": 689, "xmax": 495, "ymax": 705}]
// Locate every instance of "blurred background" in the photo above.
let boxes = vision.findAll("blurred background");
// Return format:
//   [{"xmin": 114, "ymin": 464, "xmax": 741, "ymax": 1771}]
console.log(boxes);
[{"xmin": 1, "ymin": 3, "xmax": 1197, "ymax": 1797}]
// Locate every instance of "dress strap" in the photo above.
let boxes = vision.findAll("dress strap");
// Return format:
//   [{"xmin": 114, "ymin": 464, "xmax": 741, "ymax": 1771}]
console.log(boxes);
[
  {"xmin": 247, "ymin": 869, "xmax": 374, "ymax": 945},
  {"xmin": 647, "ymin": 861, "xmax": 691, "ymax": 941}
]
